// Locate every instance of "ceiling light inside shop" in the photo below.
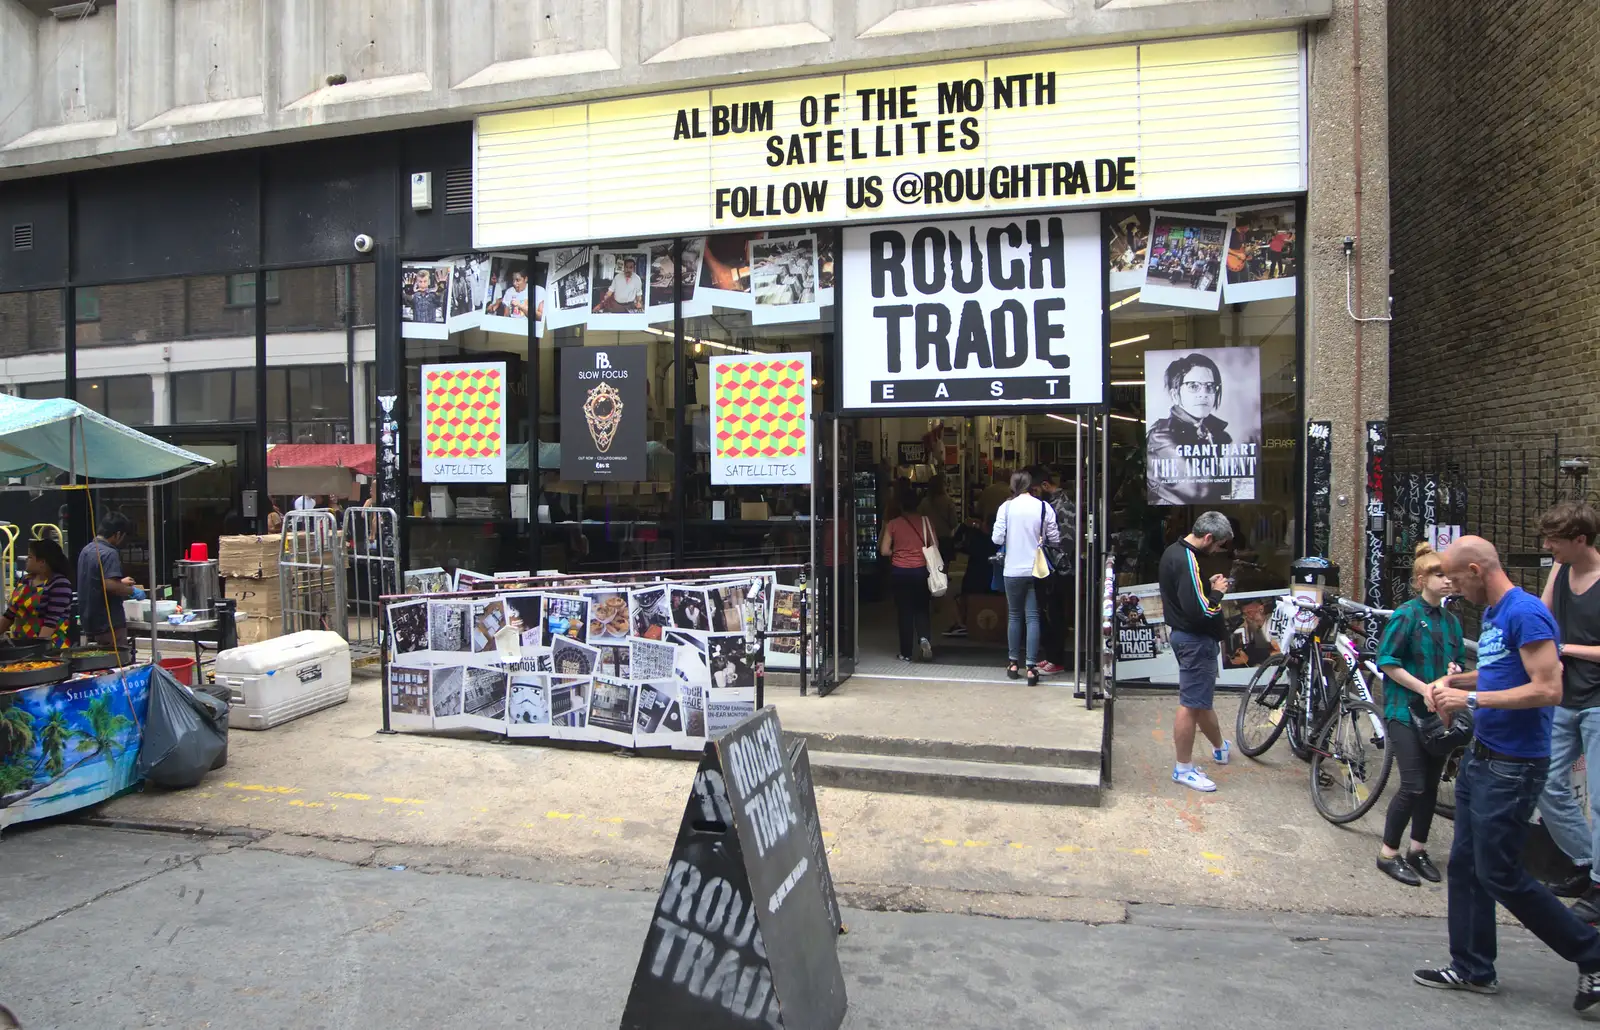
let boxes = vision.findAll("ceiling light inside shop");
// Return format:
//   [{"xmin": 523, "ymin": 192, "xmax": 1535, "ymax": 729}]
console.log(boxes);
[
  {"xmin": 1110, "ymin": 334, "xmax": 1150, "ymax": 348},
  {"xmin": 1110, "ymin": 414, "xmax": 1140, "ymax": 423},
  {"xmin": 1110, "ymin": 379, "xmax": 1142, "ymax": 386},
  {"xmin": 1109, "ymin": 292, "xmax": 1141, "ymax": 311},
  {"xmin": 1046, "ymin": 414, "xmax": 1079, "ymax": 426}
]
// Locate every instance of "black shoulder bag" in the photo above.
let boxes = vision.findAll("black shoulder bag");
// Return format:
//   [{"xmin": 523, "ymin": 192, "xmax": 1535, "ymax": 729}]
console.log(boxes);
[{"xmin": 1409, "ymin": 608, "xmax": 1473, "ymax": 756}]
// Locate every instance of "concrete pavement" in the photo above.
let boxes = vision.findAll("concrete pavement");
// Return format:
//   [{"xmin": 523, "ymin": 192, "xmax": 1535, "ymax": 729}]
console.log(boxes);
[
  {"xmin": 1, "ymin": 824, "xmax": 1586, "ymax": 1030},
  {"xmin": 82, "ymin": 672, "xmax": 1461, "ymax": 922}
]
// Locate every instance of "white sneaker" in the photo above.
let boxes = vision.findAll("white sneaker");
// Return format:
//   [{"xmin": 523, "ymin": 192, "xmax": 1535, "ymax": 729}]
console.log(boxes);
[
  {"xmin": 1173, "ymin": 766, "xmax": 1217, "ymax": 792},
  {"xmin": 1212, "ymin": 740, "xmax": 1231, "ymax": 766}
]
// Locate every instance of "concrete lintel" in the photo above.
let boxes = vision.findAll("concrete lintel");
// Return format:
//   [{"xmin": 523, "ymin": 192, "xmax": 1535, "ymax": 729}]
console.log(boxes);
[
  {"xmin": 453, "ymin": 50, "xmax": 623, "ymax": 91},
  {"xmin": 135, "ymin": 96, "xmax": 267, "ymax": 132},
  {"xmin": 644, "ymin": 22, "xmax": 834, "ymax": 65}
]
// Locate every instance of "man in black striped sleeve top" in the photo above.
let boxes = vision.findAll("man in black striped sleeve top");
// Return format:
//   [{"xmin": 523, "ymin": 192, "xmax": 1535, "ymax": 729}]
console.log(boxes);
[{"xmin": 1158, "ymin": 511, "xmax": 1234, "ymax": 792}]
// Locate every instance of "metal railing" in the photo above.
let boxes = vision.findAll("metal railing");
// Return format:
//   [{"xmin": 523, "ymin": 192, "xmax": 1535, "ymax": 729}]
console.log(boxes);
[
  {"xmin": 279, "ymin": 510, "xmax": 346, "ymax": 640},
  {"xmin": 343, "ymin": 506, "xmax": 399, "ymax": 664}
]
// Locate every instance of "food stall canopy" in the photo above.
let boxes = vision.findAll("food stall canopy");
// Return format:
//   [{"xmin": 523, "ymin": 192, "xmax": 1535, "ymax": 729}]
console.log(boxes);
[
  {"xmin": 265, "ymin": 443, "xmax": 375, "ymax": 497},
  {"xmin": 0, "ymin": 395, "xmax": 213, "ymax": 483}
]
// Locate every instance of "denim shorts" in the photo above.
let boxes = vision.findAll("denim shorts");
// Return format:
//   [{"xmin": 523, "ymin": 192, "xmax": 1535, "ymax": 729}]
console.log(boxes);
[{"xmin": 1171, "ymin": 629, "xmax": 1220, "ymax": 710}]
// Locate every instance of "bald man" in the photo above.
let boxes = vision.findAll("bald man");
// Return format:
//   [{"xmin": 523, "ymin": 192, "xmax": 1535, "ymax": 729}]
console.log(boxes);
[{"xmin": 1410, "ymin": 535, "xmax": 1600, "ymax": 1014}]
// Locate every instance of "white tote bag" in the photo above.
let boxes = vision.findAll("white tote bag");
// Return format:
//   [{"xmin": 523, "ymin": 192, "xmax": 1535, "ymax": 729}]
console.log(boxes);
[{"xmin": 920, "ymin": 516, "xmax": 949, "ymax": 597}]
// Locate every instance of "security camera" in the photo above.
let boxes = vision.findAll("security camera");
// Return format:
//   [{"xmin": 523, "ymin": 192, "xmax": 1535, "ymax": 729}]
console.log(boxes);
[{"xmin": 353, "ymin": 233, "xmax": 375, "ymax": 254}]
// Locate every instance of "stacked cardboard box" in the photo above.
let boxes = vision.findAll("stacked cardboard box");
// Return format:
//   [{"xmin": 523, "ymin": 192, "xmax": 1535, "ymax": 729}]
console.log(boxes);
[{"xmin": 220, "ymin": 535, "xmax": 283, "ymax": 645}]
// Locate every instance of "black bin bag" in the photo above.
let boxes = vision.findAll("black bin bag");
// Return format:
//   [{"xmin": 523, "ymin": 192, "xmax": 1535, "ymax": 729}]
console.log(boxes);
[{"xmin": 136, "ymin": 666, "xmax": 228, "ymax": 789}]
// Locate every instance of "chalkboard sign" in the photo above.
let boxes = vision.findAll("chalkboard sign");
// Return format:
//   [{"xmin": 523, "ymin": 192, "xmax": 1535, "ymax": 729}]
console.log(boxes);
[{"xmin": 620, "ymin": 708, "xmax": 847, "ymax": 1030}]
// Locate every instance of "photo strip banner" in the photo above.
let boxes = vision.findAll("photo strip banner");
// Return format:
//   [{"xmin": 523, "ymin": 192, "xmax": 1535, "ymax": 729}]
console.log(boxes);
[
  {"xmin": 401, "ymin": 260, "xmax": 452, "ymax": 339},
  {"xmin": 1143, "ymin": 346, "xmax": 1261, "ymax": 505},
  {"xmin": 383, "ymin": 571, "xmax": 791, "ymax": 750}
]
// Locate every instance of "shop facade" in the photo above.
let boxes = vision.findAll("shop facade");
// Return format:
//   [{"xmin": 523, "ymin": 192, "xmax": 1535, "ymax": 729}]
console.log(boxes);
[{"xmin": 0, "ymin": 5, "xmax": 1388, "ymax": 689}]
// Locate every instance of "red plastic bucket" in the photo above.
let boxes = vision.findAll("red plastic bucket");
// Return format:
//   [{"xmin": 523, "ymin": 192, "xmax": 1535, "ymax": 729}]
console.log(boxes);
[{"xmin": 158, "ymin": 657, "xmax": 197, "ymax": 686}]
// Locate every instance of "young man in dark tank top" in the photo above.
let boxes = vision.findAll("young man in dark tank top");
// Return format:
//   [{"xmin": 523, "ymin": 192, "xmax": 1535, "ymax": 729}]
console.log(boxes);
[{"xmin": 1538, "ymin": 502, "xmax": 1600, "ymax": 919}]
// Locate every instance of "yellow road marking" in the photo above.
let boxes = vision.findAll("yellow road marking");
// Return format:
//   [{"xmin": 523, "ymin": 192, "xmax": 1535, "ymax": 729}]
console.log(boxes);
[
  {"xmin": 1201, "ymin": 852, "xmax": 1224, "ymax": 861},
  {"xmin": 224, "ymin": 782, "xmax": 301, "ymax": 795}
]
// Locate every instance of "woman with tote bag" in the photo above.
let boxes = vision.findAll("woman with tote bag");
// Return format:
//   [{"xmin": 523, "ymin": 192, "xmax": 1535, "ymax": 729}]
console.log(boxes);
[
  {"xmin": 880, "ymin": 481, "xmax": 942, "ymax": 662},
  {"xmin": 992, "ymin": 471, "xmax": 1060, "ymax": 684}
]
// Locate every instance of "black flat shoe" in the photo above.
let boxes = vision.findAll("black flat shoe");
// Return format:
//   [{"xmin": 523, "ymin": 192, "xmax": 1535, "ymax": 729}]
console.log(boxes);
[
  {"xmin": 1407, "ymin": 849, "xmax": 1442, "ymax": 883},
  {"xmin": 1007, "ymin": 662, "xmax": 1020, "ymax": 680},
  {"xmin": 1553, "ymin": 866, "xmax": 1595, "ymax": 898},
  {"xmin": 1378, "ymin": 854, "xmax": 1421, "ymax": 886}
]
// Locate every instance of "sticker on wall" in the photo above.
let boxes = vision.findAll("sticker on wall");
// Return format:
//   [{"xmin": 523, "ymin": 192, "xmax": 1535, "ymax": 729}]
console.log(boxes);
[
  {"xmin": 749, "ymin": 233, "xmax": 820, "ymax": 326},
  {"xmin": 1143, "ymin": 346, "xmax": 1261, "ymax": 505},
  {"xmin": 544, "ymin": 246, "xmax": 591, "ymax": 329},
  {"xmin": 1218, "ymin": 202, "xmax": 1297, "ymax": 303},
  {"xmin": 1140, "ymin": 210, "xmax": 1232, "ymax": 311},
  {"xmin": 1107, "ymin": 210, "xmax": 1149, "ymax": 293},
  {"xmin": 421, "ymin": 361, "xmax": 507, "ymax": 483},
  {"xmin": 401, "ymin": 261, "xmax": 452, "ymax": 339},
  {"xmin": 588, "ymin": 248, "xmax": 650, "ymax": 330},
  {"xmin": 710, "ymin": 353, "xmax": 812, "ymax": 485},
  {"xmin": 559, "ymin": 345, "xmax": 648, "ymax": 481},
  {"xmin": 839, "ymin": 213, "xmax": 1104, "ymax": 410}
]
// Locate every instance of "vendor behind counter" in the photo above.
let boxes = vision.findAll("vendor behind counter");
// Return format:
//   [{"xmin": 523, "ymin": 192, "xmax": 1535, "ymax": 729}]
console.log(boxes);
[{"xmin": 0, "ymin": 537, "xmax": 74, "ymax": 648}]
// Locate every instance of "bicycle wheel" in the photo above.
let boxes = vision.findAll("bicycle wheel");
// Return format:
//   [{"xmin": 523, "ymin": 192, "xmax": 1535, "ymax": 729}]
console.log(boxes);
[
  {"xmin": 1435, "ymin": 744, "xmax": 1465, "ymax": 821},
  {"xmin": 1236, "ymin": 655, "xmax": 1298, "ymax": 758},
  {"xmin": 1310, "ymin": 699, "xmax": 1392, "ymax": 824}
]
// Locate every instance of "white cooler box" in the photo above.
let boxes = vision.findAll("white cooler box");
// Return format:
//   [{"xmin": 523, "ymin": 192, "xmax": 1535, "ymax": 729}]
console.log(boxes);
[{"xmin": 214, "ymin": 630, "xmax": 352, "ymax": 730}]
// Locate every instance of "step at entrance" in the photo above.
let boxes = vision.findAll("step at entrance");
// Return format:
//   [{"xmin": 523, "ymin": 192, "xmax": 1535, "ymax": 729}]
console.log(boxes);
[{"xmin": 801, "ymin": 748, "xmax": 1101, "ymax": 807}]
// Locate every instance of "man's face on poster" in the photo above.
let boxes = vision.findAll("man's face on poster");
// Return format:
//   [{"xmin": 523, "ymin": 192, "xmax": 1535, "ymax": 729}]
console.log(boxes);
[
  {"xmin": 1171, "ymin": 363, "xmax": 1219, "ymax": 421},
  {"xmin": 414, "ymin": 270, "xmax": 431, "ymax": 291},
  {"xmin": 512, "ymin": 271, "xmax": 528, "ymax": 291},
  {"xmin": 622, "ymin": 259, "xmax": 636, "ymax": 278}
]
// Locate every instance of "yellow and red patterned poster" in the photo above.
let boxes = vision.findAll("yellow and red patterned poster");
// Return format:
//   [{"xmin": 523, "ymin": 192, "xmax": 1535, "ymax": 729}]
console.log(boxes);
[
  {"xmin": 710, "ymin": 353, "xmax": 812, "ymax": 485},
  {"xmin": 422, "ymin": 361, "xmax": 507, "ymax": 483}
]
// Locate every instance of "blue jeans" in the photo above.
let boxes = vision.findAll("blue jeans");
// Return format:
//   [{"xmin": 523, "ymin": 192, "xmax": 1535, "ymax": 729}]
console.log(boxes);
[
  {"xmin": 1004, "ymin": 576, "xmax": 1039, "ymax": 666},
  {"xmin": 1538, "ymin": 705, "xmax": 1600, "ymax": 876},
  {"xmin": 1447, "ymin": 751, "xmax": 1600, "ymax": 982}
]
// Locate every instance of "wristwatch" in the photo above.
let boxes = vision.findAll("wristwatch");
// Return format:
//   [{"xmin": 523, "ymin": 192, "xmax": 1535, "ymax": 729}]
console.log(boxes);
[{"xmin": 1466, "ymin": 691, "xmax": 1479, "ymax": 711}]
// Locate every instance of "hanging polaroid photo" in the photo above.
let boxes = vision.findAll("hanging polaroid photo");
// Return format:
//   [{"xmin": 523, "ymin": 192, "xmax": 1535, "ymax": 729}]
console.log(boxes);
[
  {"xmin": 454, "ymin": 569, "xmax": 494, "ymax": 593},
  {"xmin": 706, "ymin": 582, "xmax": 751, "ymax": 635},
  {"xmin": 1141, "ymin": 210, "xmax": 1231, "ymax": 311},
  {"xmin": 478, "ymin": 253, "xmax": 544, "ymax": 338},
  {"xmin": 629, "ymin": 586, "xmax": 673, "ymax": 642},
  {"xmin": 388, "ymin": 599, "xmax": 429, "ymax": 658},
  {"xmin": 699, "ymin": 232, "xmax": 759, "ymax": 311},
  {"xmin": 446, "ymin": 253, "xmax": 491, "ymax": 334},
  {"xmin": 543, "ymin": 594, "xmax": 590, "ymax": 646},
  {"xmin": 388, "ymin": 664, "xmax": 433, "ymax": 729},
  {"xmin": 816, "ymin": 231, "xmax": 835, "ymax": 308},
  {"xmin": 549, "ymin": 676, "xmax": 592, "ymax": 732},
  {"xmin": 588, "ymin": 249, "xmax": 649, "ymax": 330},
  {"xmin": 430, "ymin": 665, "xmax": 467, "ymax": 727},
  {"xmin": 598, "ymin": 643, "xmax": 631, "ymax": 679},
  {"xmin": 507, "ymin": 672, "xmax": 552, "ymax": 738},
  {"xmin": 404, "ymin": 567, "xmax": 451, "ymax": 595},
  {"xmin": 1218, "ymin": 202, "xmax": 1297, "ymax": 303},
  {"xmin": 766, "ymin": 585, "xmax": 805, "ymax": 668},
  {"xmin": 679, "ymin": 681, "xmax": 707, "ymax": 740},
  {"xmin": 669, "ymin": 586, "xmax": 711, "ymax": 631},
  {"xmin": 401, "ymin": 261, "xmax": 451, "ymax": 340},
  {"xmin": 645, "ymin": 237, "xmax": 709, "ymax": 322},
  {"xmin": 460, "ymin": 665, "xmax": 509, "ymax": 729},
  {"xmin": 502, "ymin": 592, "xmax": 545, "ymax": 652},
  {"xmin": 707, "ymin": 633, "xmax": 757, "ymax": 690},
  {"xmin": 1107, "ymin": 210, "xmax": 1150, "ymax": 293},
  {"xmin": 585, "ymin": 588, "xmax": 631, "ymax": 644},
  {"xmin": 470, "ymin": 598, "xmax": 507, "ymax": 653},
  {"xmin": 631, "ymin": 637, "xmax": 676, "ymax": 682},
  {"xmin": 428, "ymin": 600, "xmax": 472, "ymax": 652},
  {"xmin": 551, "ymin": 635, "xmax": 600, "ymax": 677},
  {"xmin": 587, "ymin": 676, "xmax": 638, "ymax": 745},
  {"xmin": 544, "ymin": 246, "xmax": 592, "ymax": 329},
  {"xmin": 749, "ymin": 233, "xmax": 820, "ymax": 326}
]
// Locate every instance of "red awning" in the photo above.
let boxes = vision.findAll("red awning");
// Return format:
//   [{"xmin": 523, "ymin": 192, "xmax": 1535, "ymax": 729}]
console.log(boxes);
[{"xmin": 265, "ymin": 444, "xmax": 376, "ymax": 476}]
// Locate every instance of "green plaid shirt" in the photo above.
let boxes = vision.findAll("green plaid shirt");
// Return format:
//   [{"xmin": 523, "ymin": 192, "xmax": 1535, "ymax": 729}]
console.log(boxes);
[{"xmin": 1376, "ymin": 597, "xmax": 1466, "ymax": 724}]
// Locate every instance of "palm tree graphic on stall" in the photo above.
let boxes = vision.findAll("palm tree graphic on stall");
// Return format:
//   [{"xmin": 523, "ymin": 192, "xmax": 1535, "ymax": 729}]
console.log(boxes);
[{"xmin": 0, "ymin": 697, "xmax": 134, "ymax": 809}]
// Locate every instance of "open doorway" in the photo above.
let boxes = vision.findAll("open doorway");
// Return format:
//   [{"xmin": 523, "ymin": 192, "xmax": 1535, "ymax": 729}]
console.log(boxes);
[{"xmin": 840, "ymin": 414, "xmax": 1092, "ymax": 684}]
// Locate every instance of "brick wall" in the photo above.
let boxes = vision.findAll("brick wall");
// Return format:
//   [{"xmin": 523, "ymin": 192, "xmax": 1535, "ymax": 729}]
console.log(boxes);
[{"xmin": 1388, "ymin": 0, "xmax": 1600, "ymax": 460}]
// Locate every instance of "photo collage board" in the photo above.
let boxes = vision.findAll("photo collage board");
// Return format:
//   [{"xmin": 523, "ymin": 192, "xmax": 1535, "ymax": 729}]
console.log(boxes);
[{"xmin": 385, "ymin": 570, "xmax": 802, "ymax": 750}]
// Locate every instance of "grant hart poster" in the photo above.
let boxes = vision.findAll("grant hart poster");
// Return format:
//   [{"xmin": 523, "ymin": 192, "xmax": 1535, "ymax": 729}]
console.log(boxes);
[
  {"xmin": 1143, "ymin": 346, "xmax": 1261, "ymax": 505},
  {"xmin": 840, "ymin": 213, "xmax": 1102, "ymax": 411},
  {"xmin": 560, "ymin": 345, "xmax": 648, "ymax": 482}
]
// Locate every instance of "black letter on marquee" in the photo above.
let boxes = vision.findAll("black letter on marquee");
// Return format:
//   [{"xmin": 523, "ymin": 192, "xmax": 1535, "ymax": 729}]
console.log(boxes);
[
  {"xmin": 875, "ymin": 304, "xmax": 914, "ymax": 372},
  {"xmin": 987, "ymin": 224, "xmax": 1024, "ymax": 290},
  {"xmin": 1033, "ymin": 297, "xmax": 1068, "ymax": 369},
  {"xmin": 914, "ymin": 304, "xmax": 953, "ymax": 372},
  {"xmin": 949, "ymin": 226, "xmax": 984, "ymax": 294},
  {"xmin": 1027, "ymin": 217, "xmax": 1066, "ymax": 289},
  {"xmin": 990, "ymin": 299, "xmax": 1028, "ymax": 369},
  {"xmin": 910, "ymin": 227, "xmax": 947, "ymax": 295},
  {"xmin": 952, "ymin": 300, "xmax": 992, "ymax": 369},
  {"xmin": 870, "ymin": 231, "xmax": 907, "ymax": 299}
]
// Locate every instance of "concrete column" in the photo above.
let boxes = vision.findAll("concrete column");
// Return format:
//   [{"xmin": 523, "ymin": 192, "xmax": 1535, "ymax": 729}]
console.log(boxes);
[
  {"xmin": 1305, "ymin": 0, "xmax": 1391, "ymax": 595},
  {"xmin": 150, "ymin": 369, "xmax": 171, "ymax": 426},
  {"xmin": 120, "ymin": 0, "xmax": 175, "ymax": 129}
]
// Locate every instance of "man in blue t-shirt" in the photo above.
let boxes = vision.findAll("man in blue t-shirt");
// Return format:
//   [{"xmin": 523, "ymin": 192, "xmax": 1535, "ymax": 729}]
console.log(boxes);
[{"xmin": 1409, "ymin": 536, "xmax": 1600, "ymax": 1015}]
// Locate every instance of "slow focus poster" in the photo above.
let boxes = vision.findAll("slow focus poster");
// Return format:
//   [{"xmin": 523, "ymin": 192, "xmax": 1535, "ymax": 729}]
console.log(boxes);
[
  {"xmin": 1144, "ymin": 347, "xmax": 1260, "ymax": 505},
  {"xmin": 710, "ymin": 353, "xmax": 812, "ymax": 485},
  {"xmin": 421, "ymin": 362, "xmax": 507, "ymax": 483},
  {"xmin": 560, "ymin": 344, "xmax": 648, "ymax": 482}
]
